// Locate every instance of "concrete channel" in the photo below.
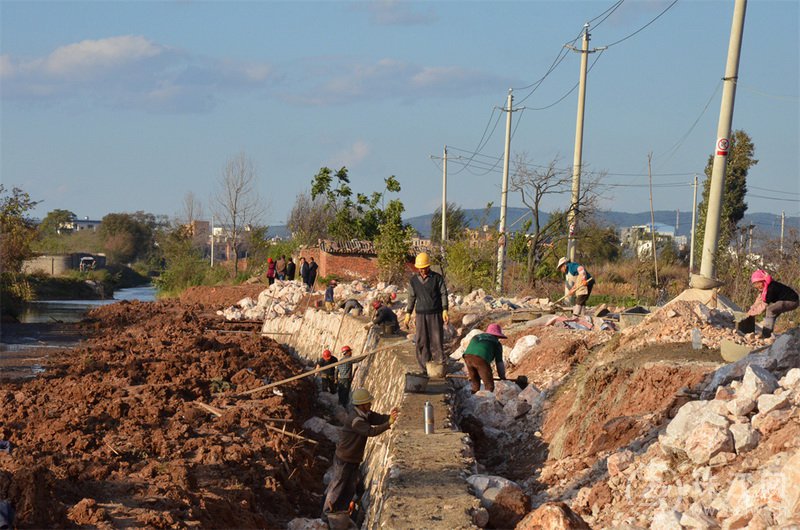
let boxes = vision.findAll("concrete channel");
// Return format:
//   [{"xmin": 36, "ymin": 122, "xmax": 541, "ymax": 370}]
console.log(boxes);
[{"xmin": 264, "ymin": 308, "xmax": 480, "ymax": 529}]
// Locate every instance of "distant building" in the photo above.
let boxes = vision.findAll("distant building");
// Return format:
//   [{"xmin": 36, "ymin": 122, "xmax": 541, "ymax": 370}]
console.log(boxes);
[{"xmin": 59, "ymin": 216, "xmax": 102, "ymax": 232}]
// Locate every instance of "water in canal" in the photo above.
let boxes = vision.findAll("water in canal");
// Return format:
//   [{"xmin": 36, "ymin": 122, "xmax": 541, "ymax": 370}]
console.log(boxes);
[{"xmin": 17, "ymin": 284, "xmax": 158, "ymax": 323}]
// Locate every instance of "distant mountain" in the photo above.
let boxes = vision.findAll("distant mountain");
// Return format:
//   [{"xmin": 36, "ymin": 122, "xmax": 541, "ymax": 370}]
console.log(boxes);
[{"xmin": 403, "ymin": 208, "xmax": 799, "ymax": 239}]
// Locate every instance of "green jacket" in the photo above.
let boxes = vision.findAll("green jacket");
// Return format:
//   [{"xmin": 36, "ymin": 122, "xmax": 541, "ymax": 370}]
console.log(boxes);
[{"xmin": 463, "ymin": 333, "xmax": 504, "ymax": 365}]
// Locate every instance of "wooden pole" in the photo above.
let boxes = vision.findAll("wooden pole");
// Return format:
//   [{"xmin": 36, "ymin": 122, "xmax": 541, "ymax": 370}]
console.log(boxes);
[{"xmin": 235, "ymin": 338, "xmax": 411, "ymax": 397}]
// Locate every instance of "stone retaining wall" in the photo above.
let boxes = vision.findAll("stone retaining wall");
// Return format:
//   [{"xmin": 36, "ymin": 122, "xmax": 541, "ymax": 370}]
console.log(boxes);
[{"xmin": 265, "ymin": 309, "xmax": 477, "ymax": 528}]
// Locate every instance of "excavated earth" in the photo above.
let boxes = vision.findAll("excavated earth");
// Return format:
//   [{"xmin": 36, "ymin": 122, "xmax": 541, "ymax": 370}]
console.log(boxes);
[{"xmin": 0, "ymin": 297, "xmax": 333, "ymax": 528}]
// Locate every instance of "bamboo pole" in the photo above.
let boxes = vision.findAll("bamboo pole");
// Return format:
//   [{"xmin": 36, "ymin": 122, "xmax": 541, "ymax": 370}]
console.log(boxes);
[{"xmin": 235, "ymin": 338, "xmax": 411, "ymax": 397}]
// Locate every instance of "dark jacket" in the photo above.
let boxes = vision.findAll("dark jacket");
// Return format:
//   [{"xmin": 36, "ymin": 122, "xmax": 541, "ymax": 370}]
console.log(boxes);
[
  {"xmin": 325, "ymin": 285, "xmax": 335, "ymax": 302},
  {"xmin": 308, "ymin": 261, "xmax": 319, "ymax": 286},
  {"xmin": 766, "ymin": 280, "xmax": 799, "ymax": 304},
  {"xmin": 373, "ymin": 305, "xmax": 399, "ymax": 332},
  {"xmin": 286, "ymin": 260, "xmax": 296, "ymax": 281},
  {"xmin": 406, "ymin": 270, "xmax": 448, "ymax": 315},
  {"xmin": 335, "ymin": 408, "xmax": 391, "ymax": 463},
  {"xmin": 316, "ymin": 356, "xmax": 338, "ymax": 379},
  {"xmin": 300, "ymin": 262, "xmax": 309, "ymax": 283}
]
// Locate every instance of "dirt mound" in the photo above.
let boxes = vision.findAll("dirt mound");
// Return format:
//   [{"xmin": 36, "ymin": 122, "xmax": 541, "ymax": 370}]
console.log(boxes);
[{"xmin": 0, "ymin": 298, "xmax": 330, "ymax": 528}]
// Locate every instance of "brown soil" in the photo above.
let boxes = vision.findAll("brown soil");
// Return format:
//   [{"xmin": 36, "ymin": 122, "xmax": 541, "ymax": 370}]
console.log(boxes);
[{"xmin": 0, "ymin": 297, "xmax": 332, "ymax": 528}]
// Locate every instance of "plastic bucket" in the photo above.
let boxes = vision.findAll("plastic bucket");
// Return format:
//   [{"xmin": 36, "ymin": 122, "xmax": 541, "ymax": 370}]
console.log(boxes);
[
  {"xmin": 426, "ymin": 362, "xmax": 446, "ymax": 379},
  {"xmin": 405, "ymin": 373, "xmax": 429, "ymax": 393}
]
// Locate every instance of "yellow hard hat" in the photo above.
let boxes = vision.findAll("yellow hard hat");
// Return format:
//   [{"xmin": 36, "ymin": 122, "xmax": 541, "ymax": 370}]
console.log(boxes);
[
  {"xmin": 414, "ymin": 252, "xmax": 431, "ymax": 269},
  {"xmin": 351, "ymin": 388, "xmax": 373, "ymax": 405}
]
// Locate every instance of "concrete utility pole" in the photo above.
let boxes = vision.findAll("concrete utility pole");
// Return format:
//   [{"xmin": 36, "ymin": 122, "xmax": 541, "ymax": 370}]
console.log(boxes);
[
  {"xmin": 689, "ymin": 175, "xmax": 699, "ymax": 274},
  {"xmin": 566, "ymin": 23, "xmax": 599, "ymax": 262},
  {"xmin": 210, "ymin": 215, "xmax": 215, "ymax": 267},
  {"xmin": 648, "ymin": 153, "xmax": 659, "ymax": 286},
  {"xmin": 495, "ymin": 89, "xmax": 514, "ymax": 294},
  {"xmin": 697, "ymin": 0, "xmax": 748, "ymax": 284},
  {"xmin": 780, "ymin": 210, "xmax": 785, "ymax": 253},
  {"xmin": 442, "ymin": 146, "xmax": 448, "ymax": 243}
]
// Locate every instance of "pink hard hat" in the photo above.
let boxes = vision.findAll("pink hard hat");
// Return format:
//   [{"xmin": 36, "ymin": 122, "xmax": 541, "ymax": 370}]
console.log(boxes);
[{"xmin": 485, "ymin": 323, "xmax": 507, "ymax": 339}]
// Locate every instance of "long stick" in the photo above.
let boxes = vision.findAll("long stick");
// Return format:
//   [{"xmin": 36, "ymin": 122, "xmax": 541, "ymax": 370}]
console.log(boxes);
[
  {"xmin": 236, "ymin": 338, "xmax": 411, "ymax": 397},
  {"xmin": 193, "ymin": 401, "xmax": 317, "ymax": 444}
]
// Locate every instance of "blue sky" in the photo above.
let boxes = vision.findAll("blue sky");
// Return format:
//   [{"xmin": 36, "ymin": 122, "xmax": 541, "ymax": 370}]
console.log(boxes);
[{"xmin": 1, "ymin": 0, "xmax": 798, "ymax": 227}]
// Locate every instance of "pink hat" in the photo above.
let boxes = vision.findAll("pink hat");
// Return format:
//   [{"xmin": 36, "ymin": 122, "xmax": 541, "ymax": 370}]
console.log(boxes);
[{"xmin": 485, "ymin": 323, "xmax": 506, "ymax": 339}]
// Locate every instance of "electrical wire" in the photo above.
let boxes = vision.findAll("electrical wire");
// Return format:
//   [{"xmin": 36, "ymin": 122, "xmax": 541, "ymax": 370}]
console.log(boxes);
[
  {"xmin": 603, "ymin": 0, "xmax": 679, "ymax": 48},
  {"xmin": 738, "ymin": 84, "xmax": 799, "ymax": 102},
  {"xmin": 449, "ymin": 105, "xmax": 504, "ymax": 176},
  {"xmin": 528, "ymin": 50, "xmax": 605, "ymax": 111},
  {"xmin": 750, "ymin": 185, "xmax": 800, "ymax": 197},
  {"xmin": 654, "ymin": 80, "xmax": 722, "ymax": 164},
  {"xmin": 589, "ymin": 0, "xmax": 625, "ymax": 30},
  {"xmin": 748, "ymin": 193, "xmax": 800, "ymax": 203}
]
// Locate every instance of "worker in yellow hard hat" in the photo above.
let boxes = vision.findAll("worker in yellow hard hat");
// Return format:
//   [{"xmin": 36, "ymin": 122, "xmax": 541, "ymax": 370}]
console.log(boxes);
[
  {"xmin": 322, "ymin": 388, "xmax": 399, "ymax": 524},
  {"xmin": 404, "ymin": 252, "xmax": 449, "ymax": 375}
]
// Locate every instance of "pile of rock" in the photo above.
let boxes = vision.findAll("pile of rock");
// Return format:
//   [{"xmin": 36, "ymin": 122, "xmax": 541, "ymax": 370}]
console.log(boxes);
[
  {"xmin": 218, "ymin": 280, "xmax": 309, "ymax": 320},
  {"xmin": 450, "ymin": 289, "xmax": 551, "ymax": 313},
  {"xmin": 578, "ymin": 330, "xmax": 800, "ymax": 529},
  {"xmin": 615, "ymin": 300, "xmax": 770, "ymax": 352}
]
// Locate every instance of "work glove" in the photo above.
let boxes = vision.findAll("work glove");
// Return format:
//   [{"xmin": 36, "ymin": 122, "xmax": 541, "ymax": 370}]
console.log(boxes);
[
  {"xmin": 442, "ymin": 310, "xmax": 449, "ymax": 323},
  {"xmin": 403, "ymin": 314, "xmax": 411, "ymax": 328}
]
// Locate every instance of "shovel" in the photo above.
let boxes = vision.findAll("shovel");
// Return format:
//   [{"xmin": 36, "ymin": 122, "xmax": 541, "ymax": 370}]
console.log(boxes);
[
  {"xmin": 546, "ymin": 277, "xmax": 595, "ymax": 309},
  {"xmin": 446, "ymin": 373, "xmax": 529, "ymax": 390}
]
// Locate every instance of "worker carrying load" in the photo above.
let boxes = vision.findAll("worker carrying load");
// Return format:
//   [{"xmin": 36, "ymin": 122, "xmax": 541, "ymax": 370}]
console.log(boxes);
[
  {"xmin": 315, "ymin": 349, "xmax": 338, "ymax": 394},
  {"xmin": 557, "ymin": 257, "xmax": 594, "ymax": 317},
  {"xmin": 404, "ymin": 252, "xmax": 449, "ymax": 375},
  {"xmin": 322, "ymin": 388, "xmax": 399, "ymax": 527},
  {"xmin": 746, "ymin": 269, "xmax": 799, "ymax": 338},
  {"xmin": 462, "ymin": 323, "xmax": 508, "ymax": 394}
]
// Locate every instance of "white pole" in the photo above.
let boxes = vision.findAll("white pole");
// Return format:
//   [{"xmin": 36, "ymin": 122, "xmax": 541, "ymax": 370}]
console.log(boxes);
[
  {"xmin": 780, "ymin": 210, "xmax": 785, "ymax": 253},
  {"xmin": 689, "ymin": 175, "xmax": 698, "ymax": 275},
  {"xmin": 442, "ymin": 146, "xmax": 448, "ymax": 243},
  {"xmin": 211, "ymin": 215, "xmax": 215, "ymax": 267},
  {"xmin": 495, "ymin": 89, "xmax": 513, "ymax": 294}
]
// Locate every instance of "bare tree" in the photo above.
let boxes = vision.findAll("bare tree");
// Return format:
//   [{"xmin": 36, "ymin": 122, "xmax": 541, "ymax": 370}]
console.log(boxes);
[
  {"xmin": 511, "ymin": 153, "xmax": 603, "ymax": 283},
  {"xmin": 180, "ymin": 191, "xmax": 204, "ymax": 226},
  {"xmin": 212, "ymin": 152, "xmax": 264, "ymax": 276},
  {"xmin": 287, "ymin": 190, "xmax": 333, "ymax": 246}
]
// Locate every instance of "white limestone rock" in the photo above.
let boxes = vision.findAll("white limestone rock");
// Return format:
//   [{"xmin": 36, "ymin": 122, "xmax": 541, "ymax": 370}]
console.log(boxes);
[
  {"xmin": 287, "ymin": 518, "xmax": 328, "ymax": 530},
  {"xmin": 493, "ymin": 380, "xmax": 521, "ymax": 406},
  {"xmin": 729, "ymin": 422, "xmax": 760, "ymax": 454},
  {"xmin": 739, "ymin": 365, "xmax": 779, "ymax": 402},
  {"xmin": 756, "ymin": 393, "xmax": 789, "ymax": 414},
  {"xmin": 302, "ymin": 417, "xmax": 340, "ymax": 443},
  {"xmin": 466, "ymin": 474, "xmax": 524, "ymax": 508},
  {"xmin": 450, "ymin": 329, "xmax": 483, "ymax": 360},
  {"xmin": 684, "ymin": 422, "xmax": 733, "ymax": 465},
  {"xmin": 508, "ymin": 335, "xmax": 540, "ymax": 365},
  {"xmin": 650, "ymin": 505, "xmax": 683, "ymax": 530},
  {"xmin": 503, "ymin": 398, "xmax": 532, "ymax": 419}
]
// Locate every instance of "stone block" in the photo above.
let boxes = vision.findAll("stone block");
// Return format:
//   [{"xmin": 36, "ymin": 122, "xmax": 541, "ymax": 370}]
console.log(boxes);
[
  {"xmin": 755, "ymin": 393, "xmax": 789, "ymax": 414},
  {"xmin": 650, "ymin": 506, "xmax": 683, "ymax": 530},
  {"xmin": 779, "ymin": 368, "xmax": 800, "ymax": 390},
  {"xmin": 726, "ymin": 397, "xmax": 756, "ymax": 417},
  {"xmin": 516, "ymin": 502, "xmax": 590, "ymax": 530},
  {"xmin": 781, "ymin": 450, "xmax": 800, "ymax": 523},
  {"xmin": 684, "ymin": 422, "xmax": 733, "ymax": 465},
  {"xmin": 739, "ymin": 366, "xmax": 779, "ymax": 402},
  {"xmin": 729, "ymin": 423, "xmax": 760, "ymax": 454},
  {"xmin": 607, "ymin": 450, "xmax": 635, "ymax": 477},
  {"xmin": 508, "ymin": 335, "xmax": 540, "ymax": 365},
  {"xmin": 751, "ymin": 408, "xmax": 793, "ymax": 435}
]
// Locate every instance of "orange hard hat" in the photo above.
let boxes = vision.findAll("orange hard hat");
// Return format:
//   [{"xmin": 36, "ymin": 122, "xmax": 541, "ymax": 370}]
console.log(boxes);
[{"xmin": 322, "ymin": 349, "xmax": 332, "ymax": 360}]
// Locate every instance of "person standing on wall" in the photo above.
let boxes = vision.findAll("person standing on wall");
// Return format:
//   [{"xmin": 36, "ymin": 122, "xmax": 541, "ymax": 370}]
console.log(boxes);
[
  {"xmin": 299, "ymin": 257, "xmax": 309, "ymax": 287},
  {"xmin": 286, "ymin": 257, "xmax": 296, "ymax": 281},
  {"xmin": 266, "ymin": 257, "xmax": 276, "ymax": 286},
  {"xmin": 403, "ymin": 252, "xmax": 449, "ymax": 375},
  {"xmin": 557, "ymin": 257, "xmax": 593, "ymax": 316},
  {"xmin": 325, "ymin": 280, "xmax": 337, "ymax": 311},
  {"xmin": 275, "ymin": 255, "xmax": 287, "ymax": 280},
  {"xmin": 322, "ymin": 388, "xmax": 398, "ymax": 524},
  {"xmin": 308, "ymin": 257, "xmax": 319, "ymax": 292}
]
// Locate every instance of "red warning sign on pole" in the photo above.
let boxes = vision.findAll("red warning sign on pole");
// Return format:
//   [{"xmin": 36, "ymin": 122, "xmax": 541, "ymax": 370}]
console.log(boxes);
[{"xmin": 716, "ymin": 137, "xmax": 729, "ymax": 156}]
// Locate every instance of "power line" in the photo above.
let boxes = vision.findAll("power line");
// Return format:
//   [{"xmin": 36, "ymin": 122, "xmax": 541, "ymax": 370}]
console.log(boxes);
[
  {"xmin": 748, "ymin": 193, "xmax": 800, "ymax": 203},
  {"xmin": 654, "ymin": 80, "xmax": 722, "ymax": 164},
  {"xmin": 603, "ymin": 0, "xmax": 679, "ymax": 48},
  {"xmin": 528, "ymin": 50, "xmax": 605, "ymax": 111},
  {"xmin": 589, "ymin": 0, "xmax": 625, "ymax": 29},
  {"xmin": 750, "ymin": 185, "xmax": 800, "ymax": 197}
]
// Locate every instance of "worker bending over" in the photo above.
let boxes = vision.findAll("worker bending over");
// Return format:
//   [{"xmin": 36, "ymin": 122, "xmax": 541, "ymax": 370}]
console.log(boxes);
[
  {"xmin": 370, "ymin": 299, "xmax": 400, "ymax": 334},
  {"xmin": 462, "ymin": 324, "xmax": 507, "ymax": 393},
  {"xmin": 558, "ymin": 257, "xmax": 593, "ymax": 316},
  {"xmin": 747, "ymin": 269, "xmax": 799, "ymax": 338},
  {"xmin": 322, "ymin": 388, "xmax": 399, "ymax": 524}
]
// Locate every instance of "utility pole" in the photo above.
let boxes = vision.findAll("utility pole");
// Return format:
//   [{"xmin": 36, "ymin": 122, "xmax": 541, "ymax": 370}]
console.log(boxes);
[
  {"xmin": 210, "ymin": 215, "xmax": 215, "ymax": 267},
  {"xmin": 442, "ymin": 146, "xmax": 448, "ymax": 243},
  {"xmin": 675, "ymin": 210, "xmax": 680, "ymax": 234},
  {"xmin": 566, "ymin": 23, "xmax": 604, "ymax": 261},
  {"xmin": 648, "ymin": 153, "xmax": 659, "ymax": 286},
  {"xmin": 747, "ymin": 224, "xmax": 754, "ymax": 256},
  {"xmin": 697, "ymin": 0, "xmax": 748, "ymax": 284},
  {"xmin": 689, "ymin": 175, "xmax": 699, "ymax": 274},
  {"xmin": 495, "ymin": 89, "xmax": 515, "ymax": 294},
  {"xmin": 780, "ymin": 210, "xmax": 785, "ymax": 253}
]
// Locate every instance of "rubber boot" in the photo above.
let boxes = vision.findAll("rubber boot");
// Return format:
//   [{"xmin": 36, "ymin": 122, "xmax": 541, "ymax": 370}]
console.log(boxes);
[{"xmin": 761, "ymin": 327, "xmax": 773, "ymax": 339}]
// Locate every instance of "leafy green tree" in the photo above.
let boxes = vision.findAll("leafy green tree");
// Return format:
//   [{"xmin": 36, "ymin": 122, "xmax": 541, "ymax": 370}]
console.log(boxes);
[
  {"xmin": 311, "ymin": 168, "xmax": 403, "ymax": 241},
  {"xmin": 695, "ymin": 129, "xmax": 757, "ymax": 253},
  {"xmin": 375, "ymin": 200, "xmax": 412, "ymax": 283},
  {"xmin": 154, "ymin": 225, "xmax": 208, "ymax": 294},
  {"xmin": 430, "ymin": 202, "xmax": 469, "ymax": 244},
  {"xmin": 0, "ymin": 186, "xmax": 39, "ymax": 273},
  {"xmin": 99, "ymin": 213, "xmax": 155, "ymax": 264},
  {"xmin": 38, "ymin": 209, "xmax": 76, "ymax": 237},
  {"xmin": 444, "ymin": 237, "xmax": 496, "ymax": 293}
]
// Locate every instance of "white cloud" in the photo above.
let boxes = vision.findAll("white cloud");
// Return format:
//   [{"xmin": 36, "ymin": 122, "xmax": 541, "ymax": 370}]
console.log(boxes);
[
  {"xmin": 330, "ymin": 140, "xmax": 370, "ymax": 168},
  {"xmin": 40, "ymin": 35, "xmax": 164, "ymax": 77},
  {"xmin": 1, "ymin": 35, "xmax": 274, "ymax": 113}
]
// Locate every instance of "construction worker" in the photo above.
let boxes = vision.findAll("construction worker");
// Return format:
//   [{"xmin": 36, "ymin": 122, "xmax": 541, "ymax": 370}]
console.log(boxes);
[
  {"xmin": 557, "ymin": 257, "xmax": 593, "ymax": 316},
  {"xmin": 315, "ymin": 349, "xmax": 338, "ymax": 394},
  {"xmin": 462, "ymin": 323, "xmax": 508, "ymax": 394},
  {"xmin": 404, "ymin": 252, "xmax": 449, "ymax": 375},
  {"xmin": 325, "ymin": 279, "xmax": 337, "ymax": 311},
  {"xmin": 338, "ymin": 298, "xmax": 364, "ymax": 316},
  {"xmin": 322, "ymin": 388, "xmax": 398, "ymax": 524},
  {"xmin": 370, "ymin": 300, "xmax": 400, "ymax": 335},
  {"xmin": 747, "ymin": 269, "xmax": 799, "ymax": 338},
  {"xmin": 336, "ymin": 345, "xmax": 356, "ymax": 407}
]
